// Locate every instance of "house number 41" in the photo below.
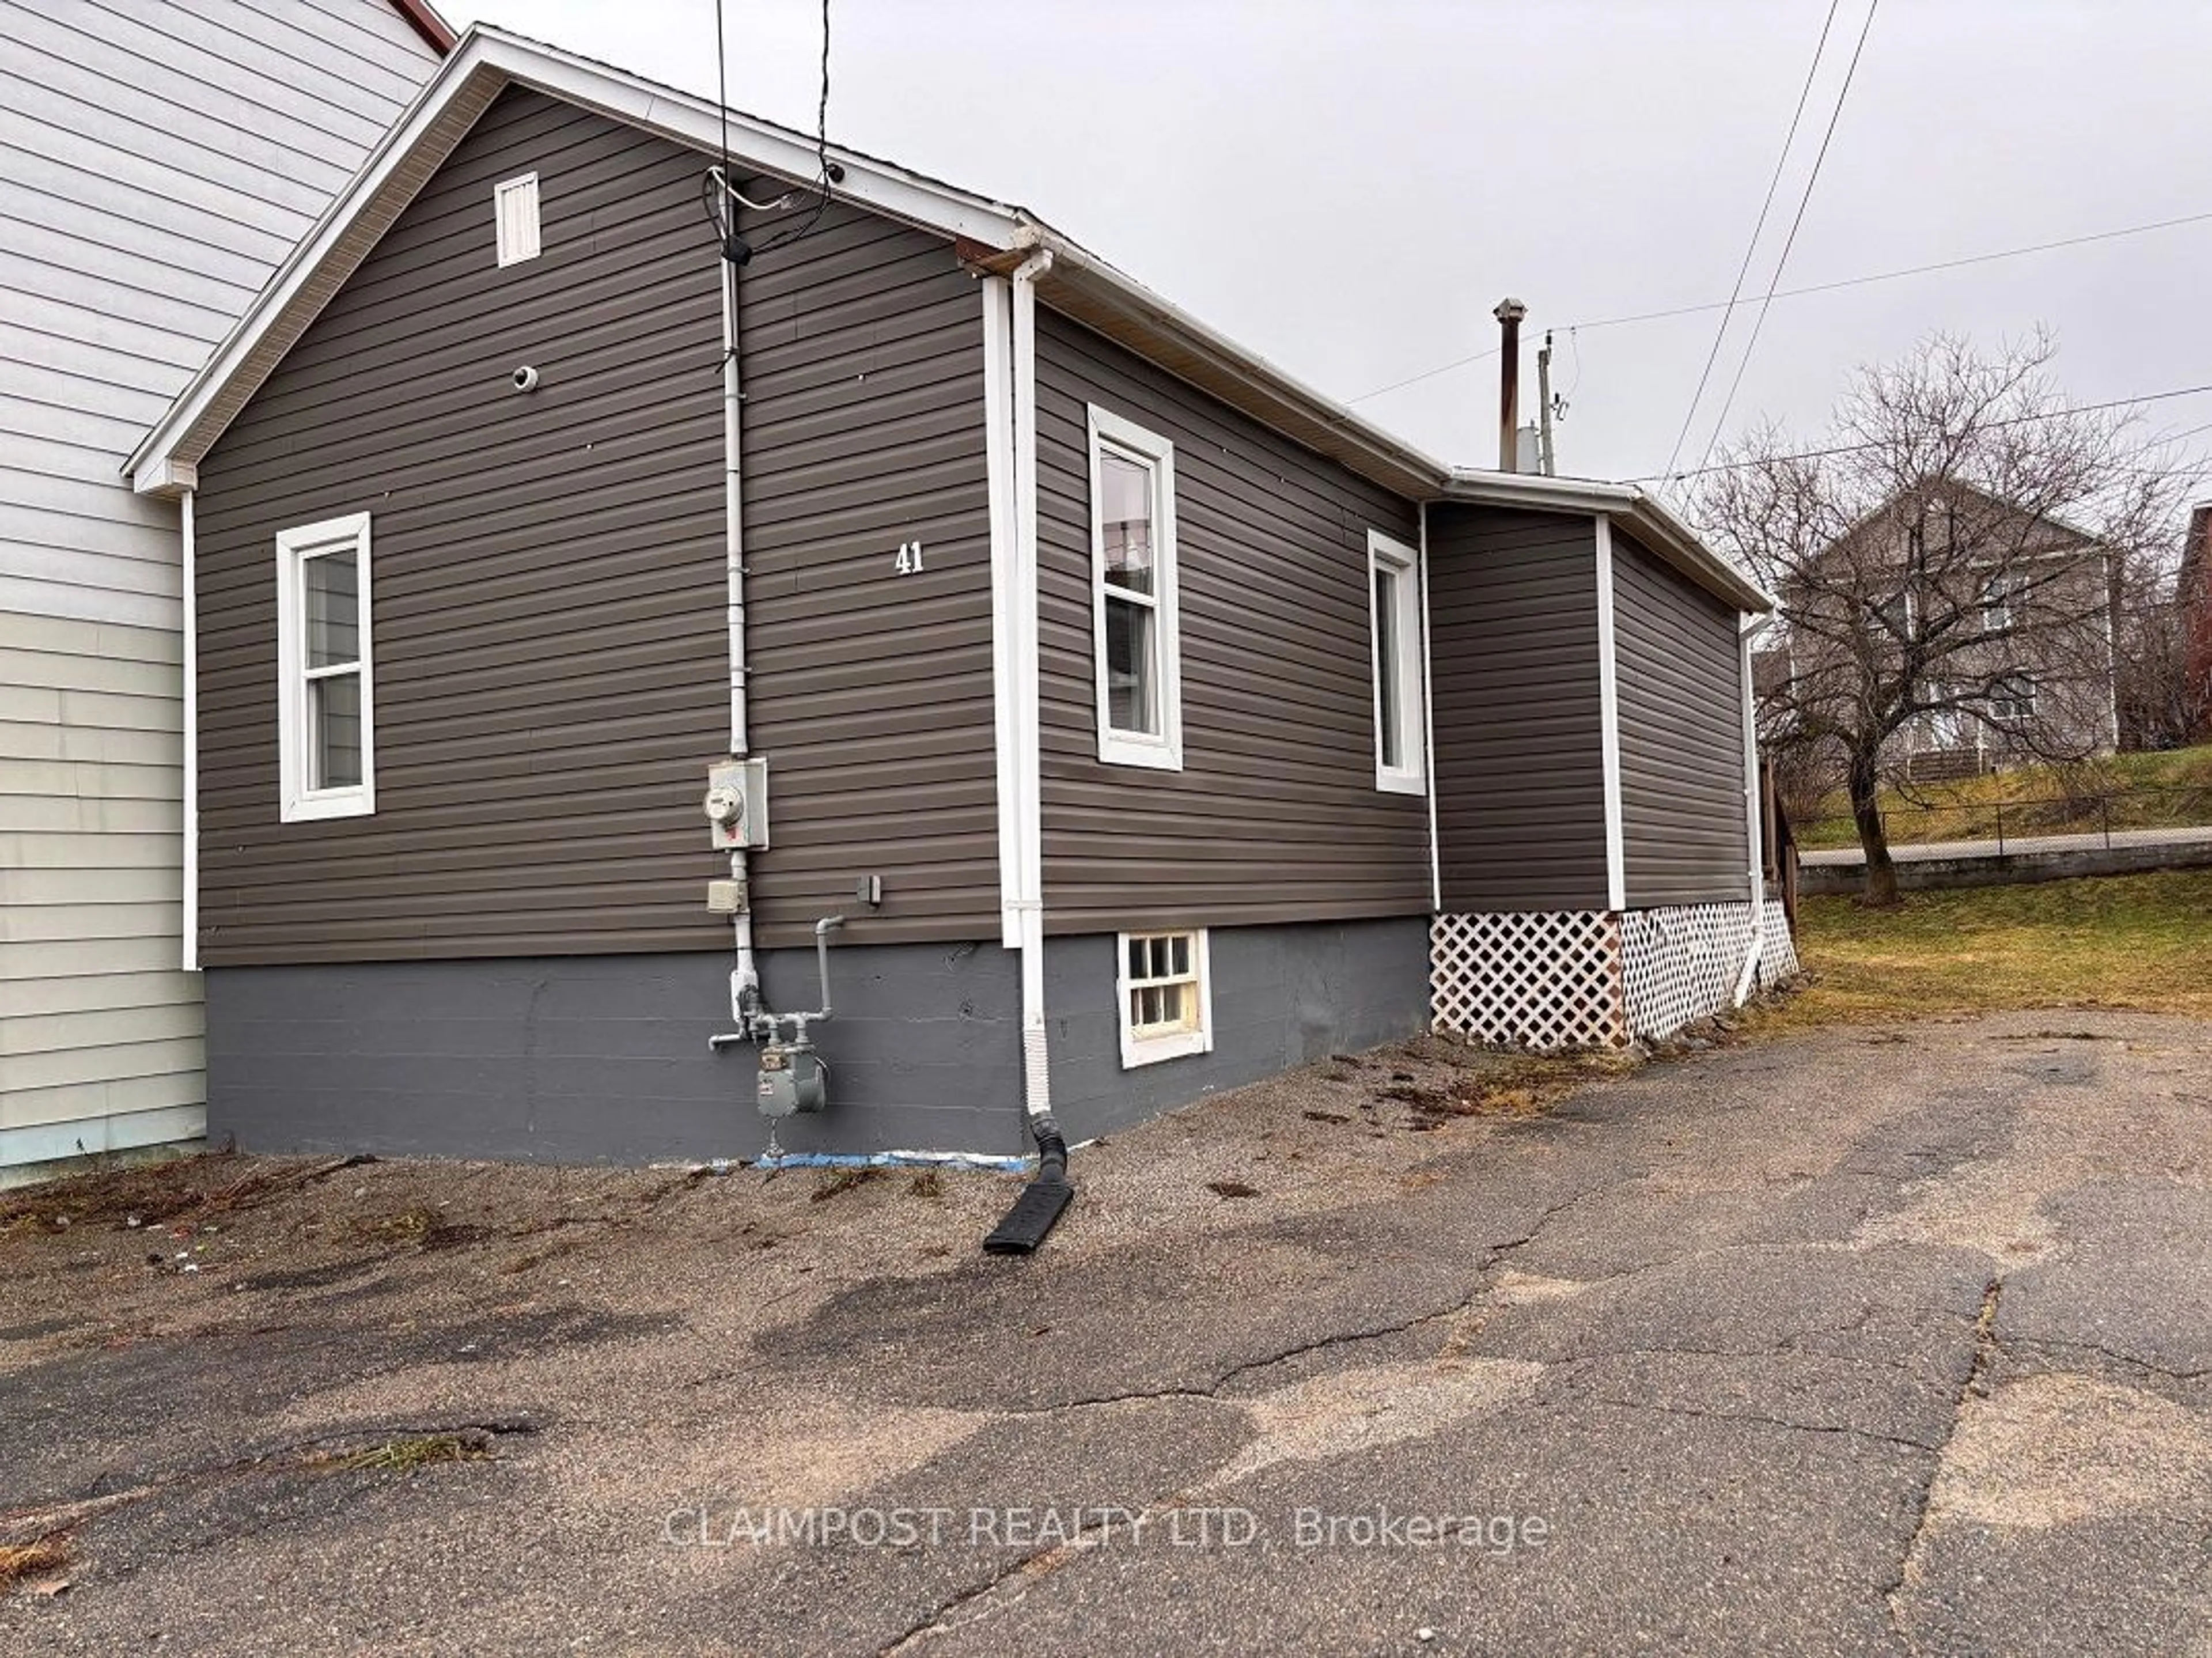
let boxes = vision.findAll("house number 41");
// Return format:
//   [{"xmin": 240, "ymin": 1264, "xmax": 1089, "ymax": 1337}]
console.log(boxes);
[{"xmin": 894, "ymin": 540, "xmax": 925, "ymax": 574}]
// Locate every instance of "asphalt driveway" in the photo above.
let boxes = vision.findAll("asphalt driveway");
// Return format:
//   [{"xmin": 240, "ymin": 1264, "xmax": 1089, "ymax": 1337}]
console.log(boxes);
[{"xmin": 3, "ymin": 1012, "xmax": 2209, "ymax": 1656}]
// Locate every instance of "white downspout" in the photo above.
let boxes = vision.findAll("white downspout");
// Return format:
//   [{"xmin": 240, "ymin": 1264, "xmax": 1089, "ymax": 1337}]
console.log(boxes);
[
  {"xmin": 720, "ymin": 250, "xmax": 757, "ymax": 1011},
  {"xmin": 1010, "ymin": 248, "xmax": 1054, "ymax": 1127},
  {"xmin": 181, "ymin": 488, "xmax": 198, "ymax": 974},
  {"xmin": 1732, "ymin": 612, "xmax": 1771, "ymax": 1006}
]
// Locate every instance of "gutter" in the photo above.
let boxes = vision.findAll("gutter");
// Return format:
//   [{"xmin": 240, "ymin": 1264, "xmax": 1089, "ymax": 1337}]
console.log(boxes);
[
  {"xmin": 1006, "ymin": 225, "xmax": 1448, "ymax": 502},
  {"xmin": 1444, "ymin": 469, "xmax": 1776, "ymax": 616}
]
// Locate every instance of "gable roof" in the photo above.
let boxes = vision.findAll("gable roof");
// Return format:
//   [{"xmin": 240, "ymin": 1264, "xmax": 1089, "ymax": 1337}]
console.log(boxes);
[
  {"xmin": 1823, "ymin": 476, "xmax": 2108, "ymax": 569},
  {"xmin": 128, "ymin": 23, "xmax": 1770, "ymax": 614}
]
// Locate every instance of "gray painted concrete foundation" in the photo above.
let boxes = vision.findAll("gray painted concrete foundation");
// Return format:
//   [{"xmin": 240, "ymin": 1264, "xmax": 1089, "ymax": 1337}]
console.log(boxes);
[
  {"xmin": 204, "ymin": 917, "xmax": 1433, "ymax": 1165},
  {"xmin": 1043, "ymin": 917, "xmax": 1431, "ymax": 1142},
  {"xmin": 205, "ymin": 941, "xmax": 1022, "ymax": 1165}
]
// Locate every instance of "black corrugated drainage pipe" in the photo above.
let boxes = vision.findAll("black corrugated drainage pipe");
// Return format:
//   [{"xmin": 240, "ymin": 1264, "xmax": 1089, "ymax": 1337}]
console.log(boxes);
[{"xmin": 983, "ymin": 1113, "xmax": 1074, "ymax": 1255}]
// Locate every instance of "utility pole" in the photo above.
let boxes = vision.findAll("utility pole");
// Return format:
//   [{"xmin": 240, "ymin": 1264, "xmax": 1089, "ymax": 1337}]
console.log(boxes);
[{"xmin": 1536, "ymin": 330, "xmax": 1556, "ymax": 477}]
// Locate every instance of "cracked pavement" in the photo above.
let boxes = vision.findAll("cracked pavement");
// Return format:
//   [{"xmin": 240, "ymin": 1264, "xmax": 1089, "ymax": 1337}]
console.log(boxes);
[{"xmin": 3, "ymin": 1012, "xmax": 2210, "ymax": 1655}]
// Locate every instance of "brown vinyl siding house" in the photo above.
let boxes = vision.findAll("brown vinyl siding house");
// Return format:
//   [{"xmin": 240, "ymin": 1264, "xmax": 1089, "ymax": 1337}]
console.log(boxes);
[{"xmin": 132, "ymin": 27, "xmax": 1779, "ymax": 1165}]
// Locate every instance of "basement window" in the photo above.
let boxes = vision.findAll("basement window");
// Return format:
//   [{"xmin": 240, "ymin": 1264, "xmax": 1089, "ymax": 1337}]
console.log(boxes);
[
  {"xmin": 1368, "ymin": 529, "xmax": 1427, "ymax": 794},
  {"xmin": 276, "ymin": 513, "xmax": 375, "ymax": 823},
  {"xmin": 1088, "ymin": 406, "xmax": 1182, "ymax": 770},
  {"xmin": 494, "ymin": 172, "xmax": 540, "ymax": 266},
  {"xmin": 1118, "ymin": 930, "xmax": 1211, "ymax": 1068}
]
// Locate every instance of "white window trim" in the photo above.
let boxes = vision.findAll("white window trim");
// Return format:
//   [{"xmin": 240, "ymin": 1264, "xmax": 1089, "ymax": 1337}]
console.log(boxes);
[
  {"xmin": 1117, "ymin": 928, "xmax": 1212, "ymax": 1068},
  {"xmin": 275, "ymin": 512, "xmax": 376, "ymax": 823},
  {"xmin": 494, "ymin": 172, "xmax": 541, "ymax": 267},
  {"xmin": 1086, "ymin": 404, "xmax": 1183, "ymax": 770},
  {"xmin": 1366, "ymin": 528, "xmax": 1427, "ymax": 795}
]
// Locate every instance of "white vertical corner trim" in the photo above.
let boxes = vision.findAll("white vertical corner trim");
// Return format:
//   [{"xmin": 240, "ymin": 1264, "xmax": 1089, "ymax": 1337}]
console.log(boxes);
[
  {"xmin": 1733, "ymin": 613, "xmax": 1768, "ymax": 1004},
  {"xmin": 983, "ymin": 275, "xmax": 1023, "ymax": 949},
  {"xmin": 1593, "ymin": 514, "xmax": 1626, "ymax": 913},
  {"xmin": 275, "ymin": 512, "xmax": 376, "ymax": 823},
  {"xmin": 1418, "ymin": 501, "xmax": 1440, "ymax": 913},
  {"xmin": 494, "ymin": 171, "xmax": 540, "ymax": 266},
  {"xmin": 181, "ymin": 489, "xmax": 199, "ymax": 973},
  {"xmin": 1010, "ymin": 249, "xmax": 1054, "ymax": 1119},
  {"xmin": 1365, "ymin": 527, "xmax": 1426, "ymax": 795},
  {"xmin": 1085, "ymin": 403, "xmax": 1183, "ymax": 771}
]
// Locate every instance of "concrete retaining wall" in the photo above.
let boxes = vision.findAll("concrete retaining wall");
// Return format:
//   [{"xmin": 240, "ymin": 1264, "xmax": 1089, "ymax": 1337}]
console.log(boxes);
[{"xmin": 1800, "ymin": 839, "xmax": 2212, "ymax": 896}]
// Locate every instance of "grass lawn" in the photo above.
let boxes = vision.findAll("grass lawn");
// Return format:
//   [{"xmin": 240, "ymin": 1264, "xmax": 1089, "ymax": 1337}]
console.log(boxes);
[
  {"xmin": 1794, "ymin": 744, "xmax": 2212, "ymax": 849},
  {"xmin": 1743, "ymin": 868, "xmax": 2212, "ymax": 1033}
]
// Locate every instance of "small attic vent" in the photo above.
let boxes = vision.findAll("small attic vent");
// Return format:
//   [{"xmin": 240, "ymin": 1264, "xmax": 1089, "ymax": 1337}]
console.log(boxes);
[{"xmin": 494, "ymin": 173, "xmax": 540, "ymax": 267}]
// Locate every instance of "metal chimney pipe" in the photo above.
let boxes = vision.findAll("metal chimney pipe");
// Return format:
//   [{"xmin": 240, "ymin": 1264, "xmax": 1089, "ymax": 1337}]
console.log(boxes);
[{"xmin": 1493, "ymin": 297, "xmax": 1527, "ymax": 472}]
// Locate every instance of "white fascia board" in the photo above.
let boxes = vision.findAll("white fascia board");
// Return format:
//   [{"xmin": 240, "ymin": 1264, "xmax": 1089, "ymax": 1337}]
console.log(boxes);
[
  {"xmin": 1594, "ymin": 514, "xmax": 1626, "ymax": 914},
  {"xmin": 1024, "ymin": 229, "xmax": 1451, "ymax": 501},
  {"xmin": 131, "ymin": 24, "xmax": 1027, "ymax": 491}
]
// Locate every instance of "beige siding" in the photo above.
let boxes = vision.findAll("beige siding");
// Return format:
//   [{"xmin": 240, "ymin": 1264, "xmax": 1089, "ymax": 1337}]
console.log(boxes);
[
  {"xmin": 1033, "ymin": 308, "xmax": 1430, "ymax": 936},
  {"xmin": 0, "ymin": 613, "xmax": 204, "ymax": 1152},
  {"xmin": 0, "ymin": 0, "xmax": 439, "ymax": 1165},
  {"xmin": 0, "ymin": 0, "xmax": 442, "ymax": 631}
]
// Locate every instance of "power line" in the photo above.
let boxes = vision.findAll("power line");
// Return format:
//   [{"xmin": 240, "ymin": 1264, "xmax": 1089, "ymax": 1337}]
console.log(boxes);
[
  {"xmin": 1661, "ymin": 0, "xmax": 1842, "ymax": 483},
  {"xmin": 1343, "ymin": 208, "xmax": 2212, "ymax": 406},
  {"xmin": 1685, "ymin": 0, "xmax": 1881, "ymax": 482},
  {"xmin": 1579, "ymin": 211, "xmax": 2212, "ymax": 336},
  {"xmin": 1628, "ymin": 380, "xmax": 2212, "ymax": 484}
]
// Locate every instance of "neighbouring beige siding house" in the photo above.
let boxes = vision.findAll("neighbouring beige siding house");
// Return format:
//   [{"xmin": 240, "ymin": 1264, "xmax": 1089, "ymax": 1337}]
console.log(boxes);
[
  {"xmin": 1760, "ymin": 479, "xmax": 2119, "ymax": 784},
  {"xmin": 0, "ymin": 0, "xmax": 449, "ymax": 1180}
]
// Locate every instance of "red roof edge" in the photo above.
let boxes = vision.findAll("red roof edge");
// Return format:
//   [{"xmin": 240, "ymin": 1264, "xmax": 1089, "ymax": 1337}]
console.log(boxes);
[{"xmin": 388, "ymin": 0, "xmax": 459, "ymax": 54}]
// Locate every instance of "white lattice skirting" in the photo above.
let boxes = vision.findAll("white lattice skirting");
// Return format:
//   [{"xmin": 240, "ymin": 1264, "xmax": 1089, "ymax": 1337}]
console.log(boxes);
[
  {"xmin": 1620, "ymin": 903, "xmax": 1758, "ymax": 1041},
  {"xmin": 1758, "ymin": 894, "xmax": 1801, "ymax": 979},
  {"xmin": 1429, "ymin": 910, "xmax": 1626, "ymax": 1048},
  {"xmin": 1433, "ymin": 900, "xmax": 1794, "ymax": 1050}
]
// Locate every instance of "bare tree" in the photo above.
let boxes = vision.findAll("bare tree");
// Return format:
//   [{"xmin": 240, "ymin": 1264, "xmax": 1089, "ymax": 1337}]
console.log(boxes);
[
  {"xmin": 2113, "ymin": 549, "xmax": 2203, "ymax": 751},
  {"xmin": 1694, "ymin": 331, "xmax": 2187, "ymax": 904}
]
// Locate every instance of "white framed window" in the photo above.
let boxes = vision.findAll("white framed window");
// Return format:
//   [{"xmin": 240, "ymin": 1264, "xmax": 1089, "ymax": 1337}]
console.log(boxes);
[
  {"xmin": 1979, "ymin": 570, "xmax": 2018, "ymax": 634},
  {"xmin": 494, "ymin": 172, "xmax": 540, "ymax": 267},
  {"xmin": 1991, "ymin": 672, "xmax": 2037, "ymax": 722},
  {"xmin": 1118, "ymin": 929, "xmax": 1211, "ymax": 1068},
  {"xmin": 1366, "ymin": 529, "xmax": 1427, "ymax": 794},
  {"xmin": 1087, "ymin": 405, "xmax": 1181, "ymax": 770},
  {"xmin": 276, "ymin": 513, "xmax": 375, "ymax": 823},
  {"xmin": 1870, "ymin": 589, "xmax": 1915, "ymax": 637}
]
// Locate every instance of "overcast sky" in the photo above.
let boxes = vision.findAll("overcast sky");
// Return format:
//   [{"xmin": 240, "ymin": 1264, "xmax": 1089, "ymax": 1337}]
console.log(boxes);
[{"xmin": 442, "ymin": 1, "xmax": 2212, "ymax": 497}]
